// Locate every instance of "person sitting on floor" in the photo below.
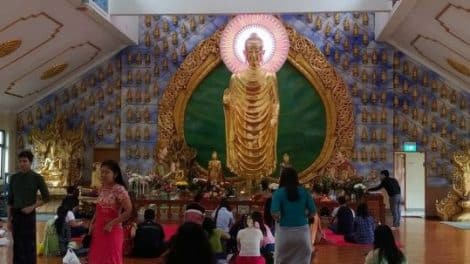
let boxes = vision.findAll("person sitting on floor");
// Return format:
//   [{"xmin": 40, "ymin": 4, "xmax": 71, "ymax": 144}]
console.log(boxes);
[
  {"xmin": 61, "ymin": 186, "xmax": 88, "ymax": 237},
  {"xmin": 252, "ymin": 211, "xmax": 275, "ymax": 264},
  {"xmin": 203, "ymin": 217, "xmax": 230, "ymax": 263},
  {"xmin": 185, "ymin": 192, "xmax": 206, "ymax": 225},
  {"xmin": 227, "ymin": 214, "xmax": 248, "ymax": 255},
  {"xmin": 329, "ymin": 196, "xmax": 355, "ymax": 236},
  {"xmin": 348, "ymin": 203, "xmax": 375, "ymax": 244},
  {"xmin": 365, "ymin": 225, "xmax": 407, "ymax": 264},
  {"xmin": 61, "ymin": 186, "xmax": 79, "ymax": 213},
  {"xmin": 133, "ymin": 208, "xmax": 166, "ymax": 258},
  {"xmin": 42, "ymin": 205, "xmax": 71, "ymax": 257},
  {"xmin": 166, "ymin": 222, "xmax": 215, "ymax": 264},
  {"xmin": 212, "ymin": 198, "xmax": 235, "ymax": 233},
  {"xmin": 235, "ymin": 214, "xmax": 265, "ymax": 264}
]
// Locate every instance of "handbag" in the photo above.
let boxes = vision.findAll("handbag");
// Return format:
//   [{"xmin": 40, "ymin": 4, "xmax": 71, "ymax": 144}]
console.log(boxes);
[{"xmin": 63, "ymin": 248, "xmax": 81, "ymax": 264}]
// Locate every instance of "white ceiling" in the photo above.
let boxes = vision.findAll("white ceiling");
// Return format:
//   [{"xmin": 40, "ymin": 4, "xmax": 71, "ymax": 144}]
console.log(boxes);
[
  {"xmin": 1, "ymin": 0, "xmax": 468, "ymax": 114},
  {"xmin": 378, "ymin": 0, "xmax": 470, "ymax": 92},
  {"xmin": 0, "ymin": 0, "xmax": 135, "ymax": 112}
]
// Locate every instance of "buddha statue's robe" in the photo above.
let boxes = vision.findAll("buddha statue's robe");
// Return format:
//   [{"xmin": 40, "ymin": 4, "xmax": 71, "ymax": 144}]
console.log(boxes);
[{"xmin": 223, "ymin": 67, "xmax": 280, "ymax": 182}]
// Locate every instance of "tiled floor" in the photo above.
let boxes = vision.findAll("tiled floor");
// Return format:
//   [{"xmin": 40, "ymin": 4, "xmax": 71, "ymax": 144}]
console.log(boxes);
[{"xmin": 1, "ymin": 218, "xmax": 469, "ymax": 264}]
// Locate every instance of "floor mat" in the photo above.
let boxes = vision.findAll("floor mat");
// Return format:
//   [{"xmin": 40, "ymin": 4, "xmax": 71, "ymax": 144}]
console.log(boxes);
[
  {"xmin": 440, "ymin": 221, "xmax": 470, "ymax": 230},
  {"xmin": 323, "ymin": 228, "xmax": 403, "ymax": 248}
]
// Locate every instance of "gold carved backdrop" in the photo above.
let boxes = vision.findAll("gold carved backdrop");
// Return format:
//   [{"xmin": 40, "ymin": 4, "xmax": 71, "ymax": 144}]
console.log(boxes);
[{"xmin": 157, "ymin": 25, "xmax": 354, "ymax": 183}]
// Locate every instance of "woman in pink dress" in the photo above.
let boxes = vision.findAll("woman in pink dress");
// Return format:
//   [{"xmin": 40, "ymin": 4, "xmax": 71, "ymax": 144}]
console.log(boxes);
[{"xmin": 88, "ymin": 160, "xmax": 132, "ymax": 264}]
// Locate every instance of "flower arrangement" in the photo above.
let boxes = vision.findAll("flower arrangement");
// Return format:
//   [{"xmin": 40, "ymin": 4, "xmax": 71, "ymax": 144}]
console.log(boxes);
[
  {"xmin": 353, "ymin": 183, "xmax": 367, "ymax": 201},
  {"xmin": 312, "ymin": 174, "xmax": 365, "ymax": 201},
  {"xmin": 204, "ymin": 181, "xmax": 232, "ymax": 199},
  {"xmin": 312, "ymin": 175, "xmax": 335, "ymax": 195},
  {"xmin": 147, "ymin": 176, "xmax": 176, "ymax": 199}
]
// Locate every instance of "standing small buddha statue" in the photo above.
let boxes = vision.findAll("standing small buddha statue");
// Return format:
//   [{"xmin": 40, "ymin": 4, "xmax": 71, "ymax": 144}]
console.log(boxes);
[
  {"xmin": 280, "ymin": 153, "xmax": 292, "ymax": 176},
  {"xmin": 208, "ymin": 151, "xmax": 223, "ymax": 183}
]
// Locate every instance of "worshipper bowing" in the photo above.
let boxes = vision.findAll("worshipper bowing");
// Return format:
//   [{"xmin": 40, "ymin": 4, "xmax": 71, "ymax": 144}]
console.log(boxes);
[
  {"xmin": 271, "ymin": 167, "xmax": 316, "ymax": 264},
  {"xmin": 88, "ymin": 160, "xmax": 132, "ymax": 264},
  {"xmin": 8, "ymin": 150, "xmax": 50, "ymax": 264}
]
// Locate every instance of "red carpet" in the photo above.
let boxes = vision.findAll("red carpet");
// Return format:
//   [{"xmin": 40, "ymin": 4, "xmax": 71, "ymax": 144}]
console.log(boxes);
[{"xmin": 323, "ymin": 229, "xmax": 403, "ymax": 248}]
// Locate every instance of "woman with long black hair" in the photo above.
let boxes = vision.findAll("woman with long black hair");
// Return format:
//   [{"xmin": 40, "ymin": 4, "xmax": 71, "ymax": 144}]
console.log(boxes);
[
  {"xmin": 271, "ymin": 167, "xmax": 316, "ymax": 264},
  {"xmin": 88, "ymin": 160, "xmax": 132, "ymax": 264},
  {"xmin": 365, "ymin": 225, "xmax": 406, "ymax": 264},
  {"xmin": 42, "ymin": 205, "xmax": 71, "ymax": 256}
]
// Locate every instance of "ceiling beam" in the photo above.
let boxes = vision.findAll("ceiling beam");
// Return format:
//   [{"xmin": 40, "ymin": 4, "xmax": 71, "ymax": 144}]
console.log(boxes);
[{"xmin": 110, "ymin": 0, "xmax": 393, "ymax": 15}]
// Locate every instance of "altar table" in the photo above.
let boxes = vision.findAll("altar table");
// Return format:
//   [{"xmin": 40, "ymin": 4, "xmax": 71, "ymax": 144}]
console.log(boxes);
[{"xmin": 130, "ymin": 193, "xmax": 385, "ymax": 224}]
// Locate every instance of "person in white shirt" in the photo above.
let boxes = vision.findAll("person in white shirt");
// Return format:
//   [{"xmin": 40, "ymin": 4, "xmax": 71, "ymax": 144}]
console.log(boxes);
[
  {"xmin": 235, "ymin": 215, "xmax": 265, "ymax": 264},
  {"xmin": 55, "ymin": 210, "xmax": 87, "ymax": 237},
  {"xmin": 212, "ymin": 199, "xmax": 235, "ymax": 233}
]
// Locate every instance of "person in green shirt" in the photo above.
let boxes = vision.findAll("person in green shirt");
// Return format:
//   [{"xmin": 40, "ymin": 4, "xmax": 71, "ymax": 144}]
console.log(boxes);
[
  {"xmin": 202, "ymin": 217, "xmax": 230, "ymax": 262},
  {"xmin": 7, "ymin": 150, "xmax": 50, "ymax": 264}
]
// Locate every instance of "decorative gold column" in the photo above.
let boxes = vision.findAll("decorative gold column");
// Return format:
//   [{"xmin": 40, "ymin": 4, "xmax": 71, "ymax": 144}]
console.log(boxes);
[{"xmin": 436, "ymin": 147, "xmax": 470, "ymax": 221}]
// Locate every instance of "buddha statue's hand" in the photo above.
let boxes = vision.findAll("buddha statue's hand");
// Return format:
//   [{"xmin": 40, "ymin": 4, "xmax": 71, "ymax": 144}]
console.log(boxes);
[
  {"xmin": 270, "ymin": 118, "xmax": 277, "ymax": 126},
  {"xmin": 223, "ymin": 91, "xmax": 230, "ymax": 105}
]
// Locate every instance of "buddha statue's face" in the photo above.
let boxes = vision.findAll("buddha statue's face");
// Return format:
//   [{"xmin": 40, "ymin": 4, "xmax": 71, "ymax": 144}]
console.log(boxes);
[
  {"xmin": 212, "ymin": 151, "xmax": 218, "ymax": 160},
  {"xmin": 244, "ymin": 33, "xmax": 264, "ymax": 68}
]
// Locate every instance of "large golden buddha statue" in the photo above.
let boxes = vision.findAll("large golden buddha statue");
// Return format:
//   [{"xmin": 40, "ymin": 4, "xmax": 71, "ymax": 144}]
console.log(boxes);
[{"xmin": 223, "ymin": 33, "xmax": 280, "ymax": 186}]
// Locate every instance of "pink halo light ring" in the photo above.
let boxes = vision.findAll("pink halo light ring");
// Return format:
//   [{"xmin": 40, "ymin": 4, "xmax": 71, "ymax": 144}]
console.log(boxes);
[{"xmin": 220, "ymin": 14, "xmax": 290, "ymax": 73}]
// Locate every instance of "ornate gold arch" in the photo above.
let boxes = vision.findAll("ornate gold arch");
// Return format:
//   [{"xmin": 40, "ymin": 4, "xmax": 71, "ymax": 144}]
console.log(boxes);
[{"xmin": 157, "ymin": 25, "xmax": 354, "ymax": 183}]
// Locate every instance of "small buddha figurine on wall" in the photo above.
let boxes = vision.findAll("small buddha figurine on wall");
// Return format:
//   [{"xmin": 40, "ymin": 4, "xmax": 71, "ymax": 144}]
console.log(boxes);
[
  {"xmin": 380, "ymin": 108, "xmax": 387, "ymax": 123},
  {"xmin": 370, "ymin": 110, "xmax": 378, "ymax": 123},
  {"xmin": 361, "ymin": 108, "xmax": 369, "ymax": 123},
  {"xmin": 371, "ymin": 128, "xmax": 378, "ymax": 142}
]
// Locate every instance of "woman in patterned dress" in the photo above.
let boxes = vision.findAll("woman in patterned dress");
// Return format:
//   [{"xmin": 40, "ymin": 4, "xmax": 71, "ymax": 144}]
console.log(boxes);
[{"xmin": 88, "ymin": 160, "xmax": 132, "ymax": 264}]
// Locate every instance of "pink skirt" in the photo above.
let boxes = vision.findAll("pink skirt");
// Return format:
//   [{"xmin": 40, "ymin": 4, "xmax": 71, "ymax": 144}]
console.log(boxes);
[{"xmin": 88, "ymin": 205, "xmax": 123, "ymax": 264}]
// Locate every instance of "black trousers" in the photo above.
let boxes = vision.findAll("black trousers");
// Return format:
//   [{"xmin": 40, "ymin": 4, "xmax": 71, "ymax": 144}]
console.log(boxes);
[{"xmin": 12, "ymin": 210, "xmax": 36, "ymax": 264}]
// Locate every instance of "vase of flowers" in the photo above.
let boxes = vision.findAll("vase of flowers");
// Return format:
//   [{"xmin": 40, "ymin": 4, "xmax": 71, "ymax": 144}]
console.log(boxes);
[{"xmin": 353, "ymin": 183, "xmax": 367, "ymax": 202}]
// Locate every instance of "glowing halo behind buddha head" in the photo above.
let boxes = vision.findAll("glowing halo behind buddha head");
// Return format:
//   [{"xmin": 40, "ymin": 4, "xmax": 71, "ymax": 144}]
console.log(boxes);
[{"xmin": 220, "ymin": 14, "xmax": 290, "ymax": 73}]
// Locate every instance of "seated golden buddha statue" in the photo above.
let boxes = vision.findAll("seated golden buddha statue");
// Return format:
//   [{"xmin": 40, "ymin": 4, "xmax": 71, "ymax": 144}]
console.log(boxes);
[
  {"xmin": 223, "ymin": 33, "xmax": 280, "ymax": 187},
  {"xmin": 38, "ymin": 143, "xmax": 63, "ymax": 186},
  {"xmin": 324, "ymin": 151, "xmax": 356, "ymax": 181}
]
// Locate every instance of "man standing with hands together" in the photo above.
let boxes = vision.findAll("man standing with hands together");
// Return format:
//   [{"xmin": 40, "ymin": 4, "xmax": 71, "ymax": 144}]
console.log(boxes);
[{"xmin": 8, "ymin": 150, "xmax": 50, "ymax": 264}]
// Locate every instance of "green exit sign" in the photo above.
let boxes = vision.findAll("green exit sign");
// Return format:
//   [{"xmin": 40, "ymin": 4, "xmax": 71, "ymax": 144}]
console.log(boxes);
[{"xmin": 403, "ymin": 142, "xmax": 417, "ymax": 152}]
